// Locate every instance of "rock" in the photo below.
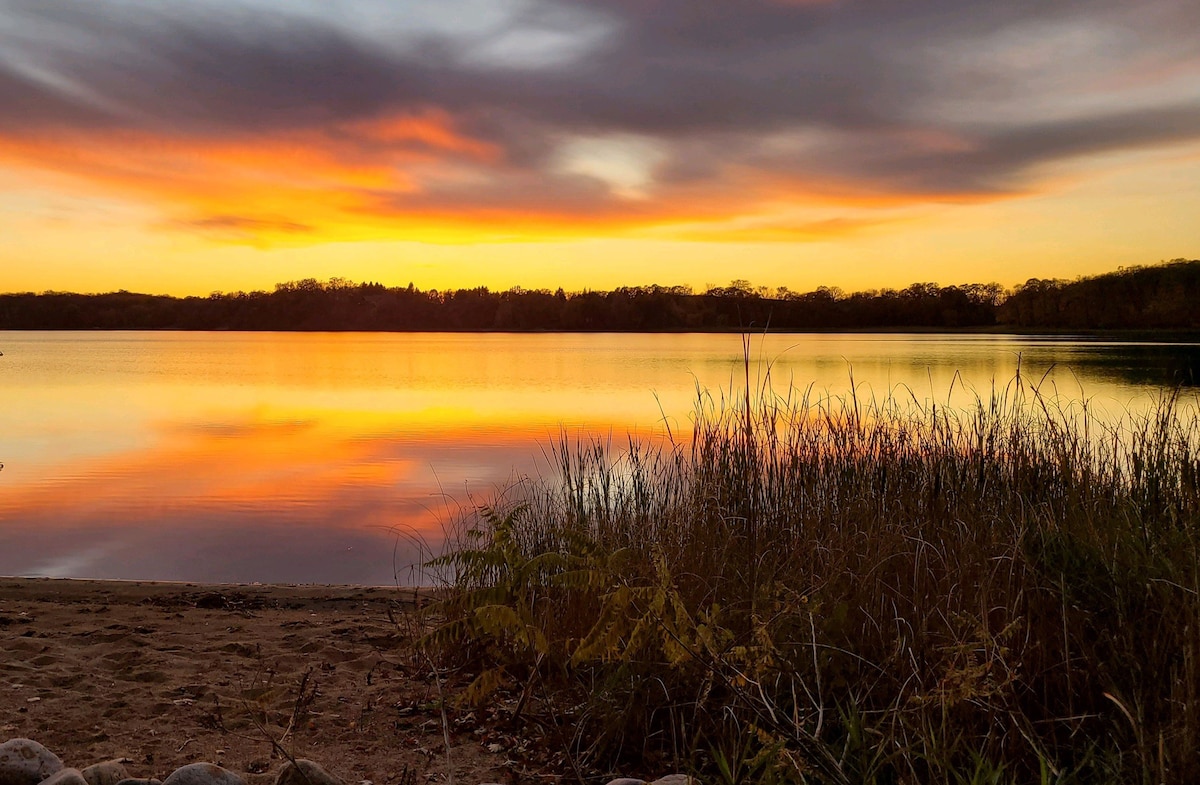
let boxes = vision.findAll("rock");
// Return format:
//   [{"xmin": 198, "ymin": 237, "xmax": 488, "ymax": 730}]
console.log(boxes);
[
  {"xmin": 114, "ymin": 779, "xmax": 161, "ymax": 785},
  {"xmin": 650, "ymin": 777, "xmax": 695, "ymax": 785},
  {"xmin": 273, "ymin": 761, "xmax": 342, "ymax": 785},
  {"xmin": 0, "ymin": 739, "xmax": 64, "ymax": 785},
  {"xmin": 161, "ymin": 765, "xmax": 245, "ymax": 785},
  {"xmin": 39, "ymin": 770, "xmax": 87, "ymax": 785},
  {"xmin": 82, "ymin": 761, "xmax": 130, "ymax": 785},
  {"xmin": 195, "ymin": 593, "xmax": 229, "ymax": 610},
  {"xmin": 605, "ymin": 780, "xmax": 647, "ymax": 785}
]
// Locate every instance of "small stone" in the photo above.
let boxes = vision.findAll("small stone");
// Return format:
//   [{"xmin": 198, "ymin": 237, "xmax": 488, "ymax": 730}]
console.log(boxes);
[
  {"xmin": 161, "ymin": 765, "xmax": 245, "ymax": 785},
  {"xmin": 0, "ymin": 739, "xmax": 64, "ymax": 785},
  {"xmin": 82, "ymin": 761, "xmax": 130, "ymax": 785},
  {"xmin": 650, "ymin": 777, "xmax": 695, "ymax": 785},
  {"xmin": 39, "ymin": 770, "xmax": 87, "ymax": 785},
  {"xmin": 273, "ymin": 761, "xmax": 342, "ymax": 785}
]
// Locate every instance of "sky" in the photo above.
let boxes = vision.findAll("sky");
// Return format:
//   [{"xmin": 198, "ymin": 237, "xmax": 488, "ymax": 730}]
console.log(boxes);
[{"xmin": 1, "ymin": 0, "xmax": 1198, "ymax": 296}]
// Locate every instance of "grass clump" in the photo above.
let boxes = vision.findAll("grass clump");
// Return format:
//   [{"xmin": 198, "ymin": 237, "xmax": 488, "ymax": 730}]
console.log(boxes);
[{"xmin": 424, "ymin": 370, "xmax": 1200, "ymax": 783}]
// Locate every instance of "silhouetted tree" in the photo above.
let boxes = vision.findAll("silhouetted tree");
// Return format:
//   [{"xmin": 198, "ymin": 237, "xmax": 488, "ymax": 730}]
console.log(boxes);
[{"xmin": 2, "ymin": 260, "xmax": 1194, "ymax": 332}]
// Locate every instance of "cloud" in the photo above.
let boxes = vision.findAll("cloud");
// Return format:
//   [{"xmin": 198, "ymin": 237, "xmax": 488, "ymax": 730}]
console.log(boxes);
[
  {"xmin": 177, "ymin": 214, "xmax": 315, "ymax": 239},
  {"xmin": 0, "ymin": 0, "xmax": 1198, "ymax": 242}
]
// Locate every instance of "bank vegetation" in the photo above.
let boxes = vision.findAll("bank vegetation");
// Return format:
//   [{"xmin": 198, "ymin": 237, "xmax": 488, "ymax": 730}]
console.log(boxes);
[{"xmin": 426, "ymin": 369, "xmax": 1200, "ymax": 783}]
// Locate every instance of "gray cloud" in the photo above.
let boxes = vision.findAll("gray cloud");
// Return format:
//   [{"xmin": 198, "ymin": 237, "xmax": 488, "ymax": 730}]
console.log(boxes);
[
  {"xmin": 0, "ymin": 2, "xmax": 432, "ymax": 134},
  {"xmin": 1, "ymin": 0, "xmax": 1198, "ymax": 210}
]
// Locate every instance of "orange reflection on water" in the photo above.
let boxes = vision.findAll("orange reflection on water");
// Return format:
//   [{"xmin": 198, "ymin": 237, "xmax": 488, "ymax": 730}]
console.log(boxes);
[
  {"xmin": 1, "ymin": 412, "xmax": 562, "ymax": 526},
  {"xmin": 2, "ymin": 331, "xmax": 1194, "ymax": 584},
  {"xmin": 0, "ymin": 406, "xmax": 567, "ymax": 583}
]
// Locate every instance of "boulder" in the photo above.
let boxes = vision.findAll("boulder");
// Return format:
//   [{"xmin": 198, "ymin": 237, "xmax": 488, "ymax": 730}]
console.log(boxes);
[
  {"xmin": 161, "ymin": 765, "xmax": 245, "ymax": 785},
  {"xmin": 650, "ymin": 777, "xmax": 695, "ymax": 785},
  {"xmin": 273, "ymin": 760, "xmax": 342, "ymax": 785},
  {"xmin": 39, "ymin": 770, "xmax": 87, "ymax": 785},
  {"xmin": 82, "ymin": 761, "xmax": 130, "ymax": 785},
  {"xmin": 114, "ymin": 779, "xmax": 161, "ymax": 785},
  {"xmin": 0, "ymin": 739, "xmax": 64, "ymax": 785}
]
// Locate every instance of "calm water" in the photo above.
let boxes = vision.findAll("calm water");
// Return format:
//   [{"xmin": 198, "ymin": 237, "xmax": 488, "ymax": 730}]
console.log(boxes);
[{"xmin": 1, "ymin": 331, "xmax": 1197, "ymax": 584}]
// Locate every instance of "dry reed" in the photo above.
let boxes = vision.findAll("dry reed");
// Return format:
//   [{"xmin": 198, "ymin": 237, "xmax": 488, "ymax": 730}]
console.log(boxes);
[{"xmin": 428, "ymin": 368, "xmax": 1200, "ymax": 784}]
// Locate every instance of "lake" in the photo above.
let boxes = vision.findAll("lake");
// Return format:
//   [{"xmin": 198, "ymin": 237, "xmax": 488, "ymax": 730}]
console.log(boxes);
[{"xmin": 1, "ymin": 331, "xmax": 1198, "ymax": 584}]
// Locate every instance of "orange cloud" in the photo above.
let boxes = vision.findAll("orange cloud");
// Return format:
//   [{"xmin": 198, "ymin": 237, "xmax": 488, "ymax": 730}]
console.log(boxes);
[
  {"xmin": 0, "ymin": 109, "xmax": 514, "ymax": 244},
  {"xmin": 0, "ymin": 112, "xmax": 965, "ymax": 246},
  {"xmin": 1, "ymin": 0, "xmax": 1196, "ymax": 268},
  {"xmin": 349, "ymin": 108, "xmax": 500, "ymax": 160}
]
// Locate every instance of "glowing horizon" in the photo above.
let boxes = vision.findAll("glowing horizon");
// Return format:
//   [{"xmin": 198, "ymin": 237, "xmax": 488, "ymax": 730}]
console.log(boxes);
[{"xmin": 1, "ymin": 0, "xmax": 1198, "ymax": 297}]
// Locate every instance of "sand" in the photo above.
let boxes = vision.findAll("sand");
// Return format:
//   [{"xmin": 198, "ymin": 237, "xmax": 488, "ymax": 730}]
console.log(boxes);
[{"xmin": 0, "ymin": 578, "xmax": 528, "ymax": 785}]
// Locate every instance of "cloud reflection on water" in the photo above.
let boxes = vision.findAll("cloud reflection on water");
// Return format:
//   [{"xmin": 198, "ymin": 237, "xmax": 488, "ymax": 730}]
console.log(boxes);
[
  {"xmin": 0, "ymin": 411, "xmax": 561, "ymax": 584},
  {"xmin": 2, "ymin": 331, "xmax": 1197, "ymax": 584}
]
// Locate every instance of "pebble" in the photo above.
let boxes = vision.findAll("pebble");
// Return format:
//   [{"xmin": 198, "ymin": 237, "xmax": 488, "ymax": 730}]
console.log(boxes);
[
  {"xmin": 5, "ymin": 737, "xmax": 693, "ymax": 785},
  {"xmin": 0, "ymin": 739, "xmax": 65, "ymax": 785},
  {"xmin": 273, "ymin": 761, "xmax": 342, "ymax": 785},
  {"xmin": 82, "ymin": 761, "xmax": 130, "ymax": 785},
  {"xmin": 161, "ymin": 765, "xmax": 245, "ymax": 785},
  {"xmin": 39, "ymin": 770, "xmax": 87, "ymax": 785}
]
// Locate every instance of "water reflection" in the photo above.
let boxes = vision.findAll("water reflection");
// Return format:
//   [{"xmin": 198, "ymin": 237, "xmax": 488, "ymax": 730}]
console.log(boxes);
[
  {"xmin": 1040, "ymin": 342, "xmax": 1200, "ymax": 388},
  {"xmin": 1, "ymin": 331, "xmax": 1197, "ymax": 584},
  {"xmin": 0, "ymin": 410, "xmax": 554, "ymax": 584}
]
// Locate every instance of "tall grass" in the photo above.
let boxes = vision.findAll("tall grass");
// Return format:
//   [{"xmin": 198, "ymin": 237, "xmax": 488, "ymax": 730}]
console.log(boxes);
[{"xmin": 426, "ymin": 369, "xmax": 1200, "ymax": 783}]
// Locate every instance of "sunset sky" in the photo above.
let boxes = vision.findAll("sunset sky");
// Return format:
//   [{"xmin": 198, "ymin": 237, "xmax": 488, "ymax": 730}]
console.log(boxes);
[{"xmin": 2, "ymin": 0, "xmax": 1198, "ymax": 296}]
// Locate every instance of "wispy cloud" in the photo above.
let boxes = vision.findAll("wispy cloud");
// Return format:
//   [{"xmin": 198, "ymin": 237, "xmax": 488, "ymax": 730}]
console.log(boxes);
[
  {"xmin": 175, "ymin": 214, "xmax": 315, "ymax": 239},
  {"xmin": 1, "ymin": 0, "xmax": 1198, "ymax": 243}
]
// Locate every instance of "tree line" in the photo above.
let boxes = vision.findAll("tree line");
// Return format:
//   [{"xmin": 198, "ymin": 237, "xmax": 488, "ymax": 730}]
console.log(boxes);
[
  {"xmin": 0, "ymin": 260, "xmax": 1195, "ymax": 332},
  {"xmin": 1000, "ymin": 259, "xmax": 1200, "ymax": 329}
]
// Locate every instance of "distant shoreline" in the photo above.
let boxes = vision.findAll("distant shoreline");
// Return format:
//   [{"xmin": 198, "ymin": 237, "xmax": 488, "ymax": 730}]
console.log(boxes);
[
  {"xmin": 3, "ymin": 325, "xmax": 1200, "ymax": 341},
  {"xmin": 3, "ymin": 260, "xmax": 1197, "ymax": 333}
]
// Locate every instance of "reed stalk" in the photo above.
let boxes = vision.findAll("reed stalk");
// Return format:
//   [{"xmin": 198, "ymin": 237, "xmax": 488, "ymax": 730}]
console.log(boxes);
[{"xmin": 427, "ymin": 372, "xmax": 1200, "ymax": 783}]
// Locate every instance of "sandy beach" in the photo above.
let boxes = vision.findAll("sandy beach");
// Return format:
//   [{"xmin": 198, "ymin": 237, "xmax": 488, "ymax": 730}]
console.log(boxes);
[{"xmin": 0, "ymin": 578, "xmax": 519, "ymax": 785}]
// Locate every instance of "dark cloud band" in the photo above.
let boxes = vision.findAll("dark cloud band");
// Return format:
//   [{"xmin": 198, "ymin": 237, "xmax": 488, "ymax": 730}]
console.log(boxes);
[{"xmin": 1, "ymin": 0, "xmax": 1197, "ymax": 223}]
